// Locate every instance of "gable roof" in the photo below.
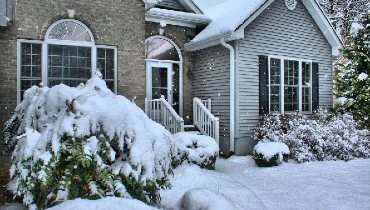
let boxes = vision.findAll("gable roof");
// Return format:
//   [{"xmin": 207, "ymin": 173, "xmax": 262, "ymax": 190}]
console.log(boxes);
[{"xmin": 185, "ymin": 0, "xmax": 343, "ymax": 55}]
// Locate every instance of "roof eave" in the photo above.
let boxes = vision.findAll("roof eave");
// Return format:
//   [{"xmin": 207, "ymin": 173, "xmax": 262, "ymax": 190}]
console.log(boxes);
[
  {"xmin": 184, "ymin": 32, "xmax": 242, "ymax": 51},
  {"xmin": 145, "ymin": 8, "xmax": 211, "ymax": 28},
  {"xmin": 178, "ymin": 0, "xmax": 203, "ymax": 14}
]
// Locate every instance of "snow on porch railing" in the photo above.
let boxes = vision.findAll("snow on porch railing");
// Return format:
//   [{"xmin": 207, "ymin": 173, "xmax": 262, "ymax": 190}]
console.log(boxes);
[
  {"xmin": 145, "ymin": 95, "xmax": 184, "ymax": 134},
  {"xmin": 193, "ymin": 97, "xmax": 219, "ymax": 145}
]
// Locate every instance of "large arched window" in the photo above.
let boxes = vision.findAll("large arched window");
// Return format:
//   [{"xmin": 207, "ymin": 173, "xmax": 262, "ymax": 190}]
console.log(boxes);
[
  {"xmin": 17, "ymin": 19, "xmax": 117, "ymax": 103},
  {"xmin": 145, "ymin": 36, "xmax": 183, "ymax": 116}
]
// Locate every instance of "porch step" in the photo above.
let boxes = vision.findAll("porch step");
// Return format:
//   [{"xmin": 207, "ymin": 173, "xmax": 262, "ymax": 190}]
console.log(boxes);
[{"xmin": 184, "ymin": 125, "xmax": 201, "ymax": 135}]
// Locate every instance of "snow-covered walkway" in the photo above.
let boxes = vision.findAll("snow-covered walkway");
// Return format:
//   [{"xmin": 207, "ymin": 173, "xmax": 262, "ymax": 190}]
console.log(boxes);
[{"xmin": 160, "ymin": 156, "xmax": 370, "ymax": 210}]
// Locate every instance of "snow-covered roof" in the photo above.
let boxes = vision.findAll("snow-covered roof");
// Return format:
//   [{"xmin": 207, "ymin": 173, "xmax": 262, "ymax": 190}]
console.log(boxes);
[
  {"xmin": 190, "ymin": 0, "xmax": 268, "ymax": 43},
  {"xmin": 184, "ymin": 0, "xmax": 342, "ymax": 55}
]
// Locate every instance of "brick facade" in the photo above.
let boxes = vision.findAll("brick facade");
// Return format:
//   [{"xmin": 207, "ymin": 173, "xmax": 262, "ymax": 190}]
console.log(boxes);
[
  {"xmin": 145, "ymin": 22, "xmax": 194, "ymax": 124},
  {"xmin": 0, "ymin": 0, "xmax": 146, "ymax": 147}
]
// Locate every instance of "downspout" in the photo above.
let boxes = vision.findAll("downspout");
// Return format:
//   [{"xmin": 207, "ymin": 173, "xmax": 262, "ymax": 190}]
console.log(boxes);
[{"xmin": 220, "ymin": 38, "xmax": 235, "ymax": 153}]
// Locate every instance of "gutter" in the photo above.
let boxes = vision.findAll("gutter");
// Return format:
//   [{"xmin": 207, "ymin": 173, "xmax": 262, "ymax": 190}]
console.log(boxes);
[{"xmin": 220, "ymin": 38, "xmax": 235, "ymax": 153}]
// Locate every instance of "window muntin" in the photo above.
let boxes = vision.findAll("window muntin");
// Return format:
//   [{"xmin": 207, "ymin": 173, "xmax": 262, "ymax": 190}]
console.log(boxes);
[
  {"xmin": 18, "ymin": 20, "xmax": 117, "ymax": 103},
  {"xmin": 269, "ymin": 57, "xmax": 312, "ymax": 113}
]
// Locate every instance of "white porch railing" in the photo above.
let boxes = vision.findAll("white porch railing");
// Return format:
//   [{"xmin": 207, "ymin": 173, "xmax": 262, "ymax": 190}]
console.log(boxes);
[
  {"xmin": 193, "ymin": 97, "xmax": 219, "ymax": 145},
  {"xmin": 145, "ymin": 95, "xmax": 184, "ymax": 134}
]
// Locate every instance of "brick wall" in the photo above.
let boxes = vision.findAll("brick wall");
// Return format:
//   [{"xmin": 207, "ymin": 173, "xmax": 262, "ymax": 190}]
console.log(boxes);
[
  {"xmin": 145, "ymin": 22, "xmax": 194, "ymax": 124},
  {"xmin": 0, "ymin": 0, "xmax": 146, "ymax": 147}
]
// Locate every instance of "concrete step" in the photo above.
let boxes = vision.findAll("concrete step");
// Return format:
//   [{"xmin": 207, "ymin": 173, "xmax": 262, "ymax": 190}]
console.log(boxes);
[
  {"xmin": 184, "ymin": 125, "xmax": 198, "ymax": 132},
  {"xmin": 184, "ymin": 125, "xmax": 201, "ymax": 135}
]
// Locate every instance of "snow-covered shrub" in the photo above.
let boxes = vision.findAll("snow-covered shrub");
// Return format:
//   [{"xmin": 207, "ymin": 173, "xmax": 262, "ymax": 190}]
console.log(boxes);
[
  {"xmin": 4, "ymin": 74, "xmax": 177, "ymax": 209},
  {"xmin": 174, "ymin": 188, "xmax": 236, "ymax": 210},
  {"xmin": 253, "ymin": 142, "xmax": 290, "ymax": 167},
  {"xmin": 173, "ymin": 133, "xmax": 219, "ymax": 170},
  {"xmin": 46, "ymin": 197, "xmax": 160, "ymax": 210},
  {"xmin": 254, "ymin": 109, "xmax": 370, "ymax": 163}
]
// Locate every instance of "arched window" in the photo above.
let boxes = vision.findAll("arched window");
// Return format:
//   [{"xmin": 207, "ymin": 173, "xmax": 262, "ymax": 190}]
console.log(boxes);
[
  {"xmin": 47, "ymin": 20, "xmax": 93, "ymax": 42},
  {"xmin": 145, "ymin": 38, "xmax": 180, "ymax": 61},
  {"xmin": 145, "ymin": 36, "xmax": 183, "ymax": 115},
  {"xmin": 17, "ymin": 19, "xmax": 117, "ymax": 102}
]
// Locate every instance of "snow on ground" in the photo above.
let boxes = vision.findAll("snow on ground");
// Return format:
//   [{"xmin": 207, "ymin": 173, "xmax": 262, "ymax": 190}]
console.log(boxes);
[
  {"xmin": 46, "ymin": 156, "xmax": 370, "ymax": 209},
  {"xmin": 160, "ymin": 156, "xmax": 370, "ymax": 210}
]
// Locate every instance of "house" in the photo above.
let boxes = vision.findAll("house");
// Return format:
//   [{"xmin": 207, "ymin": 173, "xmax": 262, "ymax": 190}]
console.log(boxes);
[{"xmin": 0, "ymin": 0, "xmax": 342, "ymax": 157}]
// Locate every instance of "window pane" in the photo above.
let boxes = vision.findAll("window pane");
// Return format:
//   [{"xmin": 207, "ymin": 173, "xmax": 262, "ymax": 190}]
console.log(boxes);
[
  {"xmin": 284, "ymin": 86, "xmax": 298, "ymax": 111},
  {"xmin": 270, "ymin": 58, "xmax": 280, "ymax": 84},
  {"xmin": 302, "ymin": 87, "xmax": 310, "ymax": 112},
  {"xmin": 48, "ymin": 45, "xmax": 91, "ymax": 87},
  {"xmin": 152, "ymin": 67, "xmax": 167, "ymax": 88},
  {"xmin": 97, "ymin": 48, "xmax": 115, "ymax": 92},
  {"xmin": 302, "ymin": 62, "xmax": 311, "ymax": 86},
  {"xmin": 152, "ymin": 88, "xmax": 167, "ymax": 100},
  {"xmin": 48, "ymin": 20, "xmax": 92, "ymax": 42},
  {"xmin": 284, "ymin": 60, "xmax": 299, "ymax": 85},
  {"xmin": 20, "ymin": 42, "xmax": 42, "ymax": 101},
  {"xmin": 145, "ymin": 38, "xmax": 180, "ymax": 61},
  {"xmin": 20, "ymin": 79, "xmax": 41, "ymax": 101},
  {"xmin": 269, "ymin": 58, "xmax": 281, "ymax": 112},
  {"xmin": 270, "ymin": 85, "xmax": 280, "ymax": 112}
]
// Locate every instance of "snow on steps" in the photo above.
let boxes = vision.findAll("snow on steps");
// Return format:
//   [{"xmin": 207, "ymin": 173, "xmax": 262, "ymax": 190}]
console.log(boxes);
[{"xmin": 184, "ymin": 125, "xmax": 201, "ymax": 135}]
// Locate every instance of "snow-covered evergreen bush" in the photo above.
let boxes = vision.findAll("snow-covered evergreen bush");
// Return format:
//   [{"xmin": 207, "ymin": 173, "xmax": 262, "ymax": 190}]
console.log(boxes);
[
  {"xmin": 254, "ymin": 109, "xmax": 370, "ymax": 163},
  {"xmin": 253, "ymin": 142, "xmax": 289, "ymax": 167},
  {"xmin": 3, "ymin": 73, "xmax": 219, "ymax": 209},
  {"xmin": 173, "ymin": 133, "xmax": 219, "ymax": 170}
]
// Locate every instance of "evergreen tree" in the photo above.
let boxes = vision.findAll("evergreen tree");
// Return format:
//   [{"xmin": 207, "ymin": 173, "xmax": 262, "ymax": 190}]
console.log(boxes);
[
  {"xmin": 334, "ymin": 14, "xmax": 370, "ymax": 129},
  {"xmin": 319, "ymin": 0, "xmax": 369, "ymax": 40}
]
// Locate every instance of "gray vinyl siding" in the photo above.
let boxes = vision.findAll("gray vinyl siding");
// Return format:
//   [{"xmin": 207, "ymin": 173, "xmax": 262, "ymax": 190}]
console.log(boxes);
[
  {"xmin": 0, "ymin": 0, "xmax": 6, "ymax": 26},
  {"xmin": 192, "ymin": 44, "xmax": 231, "ymax": 154},
  {"xmin": 236, "ymin": 0, "xmax": 333, "ymax": 142},
  {"xmin": 156, "ymin": 0, "xmax": 187, "ymax": 11}
]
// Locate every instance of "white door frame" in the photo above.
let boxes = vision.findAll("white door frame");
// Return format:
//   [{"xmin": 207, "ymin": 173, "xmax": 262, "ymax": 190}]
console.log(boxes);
[
  {"xmin": 145, "ymin": 36, "xmax": 183, "ymax": 117},
  {"xmin": 146, "ymin": 61, "xmax": 173, "ymax": 105}
]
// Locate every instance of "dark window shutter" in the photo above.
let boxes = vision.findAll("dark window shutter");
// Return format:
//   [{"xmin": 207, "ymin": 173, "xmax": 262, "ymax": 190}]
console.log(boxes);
[
  {"xmin": 312, "ymin": 62, "xmax": 319, "ymax": 111},
  {"xmin": 259, "ymin": 55, "xmax": 269, "ymax": 114}
]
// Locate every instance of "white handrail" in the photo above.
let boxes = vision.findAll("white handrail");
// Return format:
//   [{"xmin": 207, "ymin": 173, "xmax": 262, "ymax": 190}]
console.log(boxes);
[
  {"xmin": 145, "ymin": 95, "xmax": 184, "ymax": 134},
  {"xmin": 193, "ymin": 97, "xmax": 219, "ymax": 145}
]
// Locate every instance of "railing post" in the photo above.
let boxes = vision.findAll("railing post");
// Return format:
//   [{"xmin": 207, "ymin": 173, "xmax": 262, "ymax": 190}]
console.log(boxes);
[
  {"xmin": 180, "ymin": 120, "xmax": 184, "ymax": 132},
  {"xmin": 160, "ymin": 95, "xmax": 165, "ymax": 125},
  {"xmin": 193, "ymin": 97, "xmax": 196, "ymax": 126},
  {"xmin": 208, "ymin": 97, "xmax": 211, "ymax": 111},
  {"xmin": 215, "ymin": 119, "xmax": 219, "ymax": 145}
]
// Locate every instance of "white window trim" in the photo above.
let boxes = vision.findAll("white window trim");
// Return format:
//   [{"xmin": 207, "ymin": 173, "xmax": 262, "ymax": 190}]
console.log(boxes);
[
  {"xmin": 268, "ymin": 55, "xmax": 312, "ymax": 114},
  {"xmin": 18, "ymin": 23, "xmax": 118, "ymax": 104}
]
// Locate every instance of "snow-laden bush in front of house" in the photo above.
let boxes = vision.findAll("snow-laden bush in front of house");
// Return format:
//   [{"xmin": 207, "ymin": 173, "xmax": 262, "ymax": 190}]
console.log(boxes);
[
  {"xmin": 254, "ymin": 110, "xmax": 370, "ymax": 163},
  {"xmin": 173, "ymin": 188, "xmax": 236, "ymax": 210},
  {"xmin": 253, "ymin": 142, "xmax": 289, "ymax": 167},
  {"xmin": 3, "ymin": 73, "xmax": 219, "ymax": 209},
  {"xmin": 46, "ymin": 197, "xmax": 160, "ymax": 210},
  {"xmin": 173, "ymin": 133, "xmax": 219, "ymax": 170}
]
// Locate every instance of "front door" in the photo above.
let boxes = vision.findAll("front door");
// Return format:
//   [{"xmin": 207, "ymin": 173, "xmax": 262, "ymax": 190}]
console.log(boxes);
[{"xmin": 146, "ymin": 61, "xmax": 173, "ymax": 105}]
